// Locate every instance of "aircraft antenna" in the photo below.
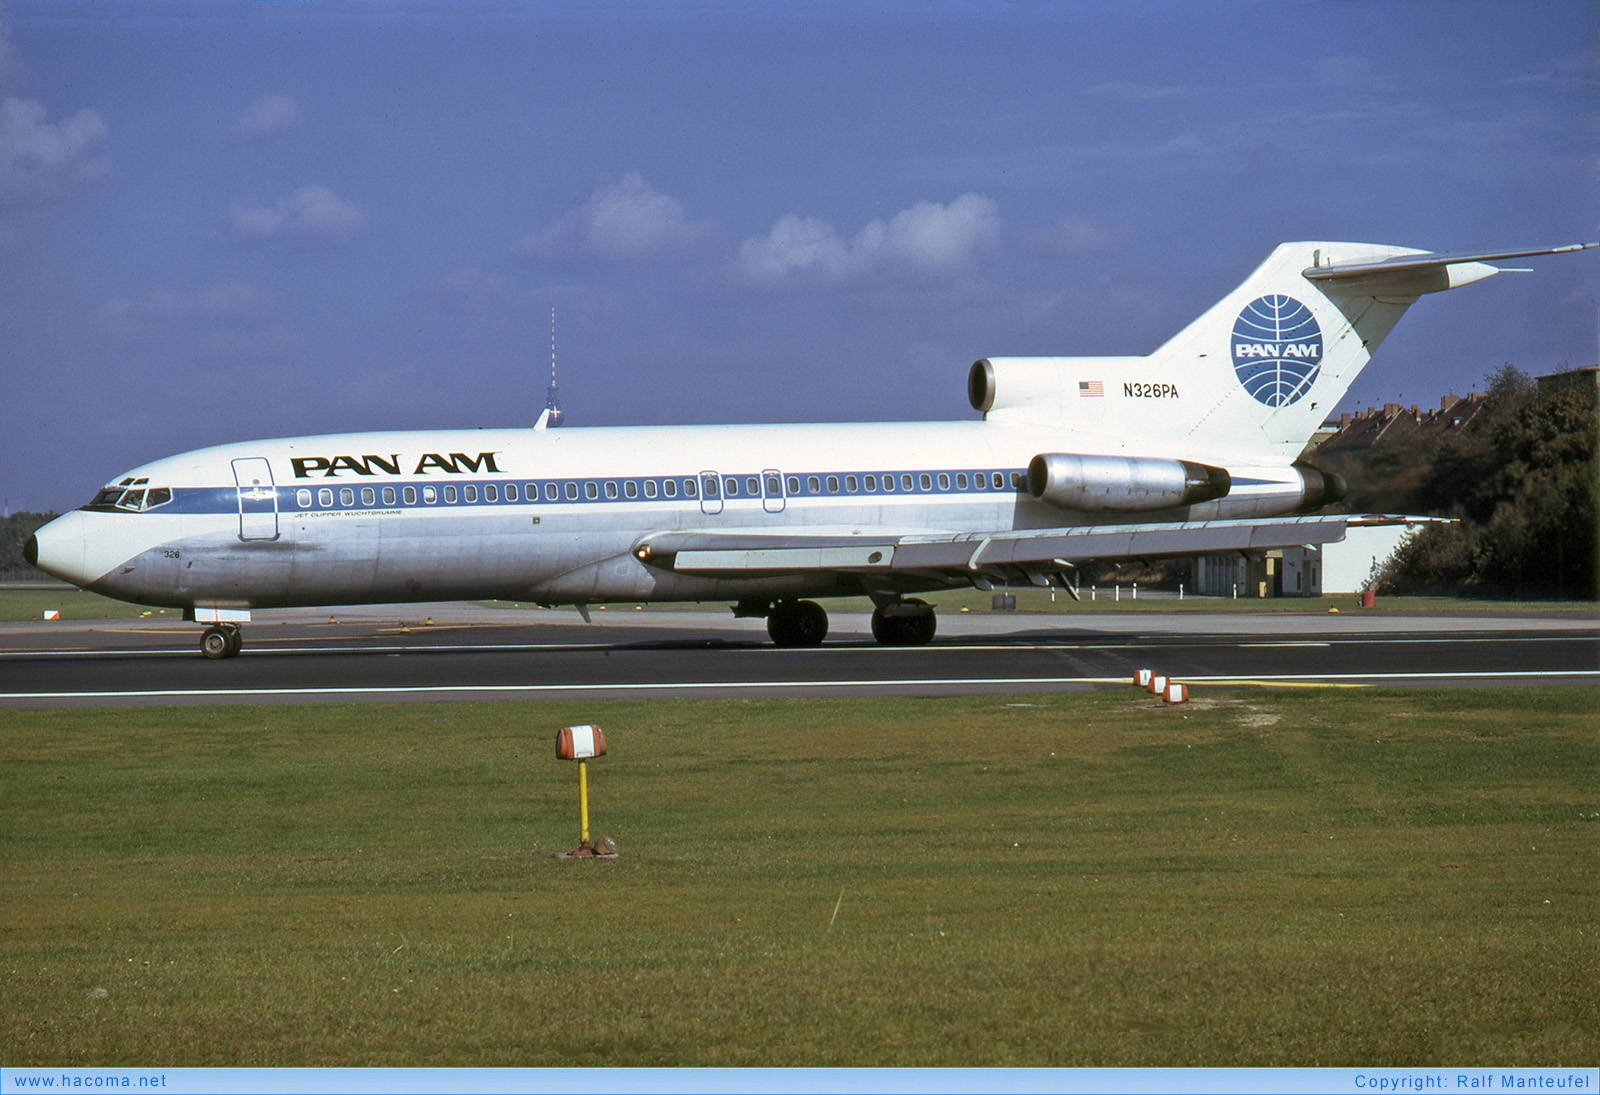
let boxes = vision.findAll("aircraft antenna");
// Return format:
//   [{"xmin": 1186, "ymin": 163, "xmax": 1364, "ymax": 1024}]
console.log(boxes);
[{"xmin": 543, "ymin": 306, "xmax": 566, "ymax": 427}]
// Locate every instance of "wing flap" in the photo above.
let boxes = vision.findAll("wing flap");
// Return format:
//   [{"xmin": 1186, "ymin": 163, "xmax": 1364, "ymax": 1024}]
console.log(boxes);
[{"xmin": 639, "ymin": 516, "xmax": 1349, "ymax": 578}]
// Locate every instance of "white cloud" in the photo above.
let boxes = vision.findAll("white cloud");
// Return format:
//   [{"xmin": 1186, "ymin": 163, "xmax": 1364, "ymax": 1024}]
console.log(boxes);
[
  {"xmin": 1084, "ymin": 81, "xmax": 1191, "ymax": 102},
  {"xmin": 100, "ymin": 282, "xmax": 266, "ymax": 338},
  {"xmin": 740, "ymin": 193, "xmax": 1001, "ymax": 283},
  {"xmin": 1035, "ymin": 214, "xmax": 1125, "ymax": 255},
  {"xmin": 227, "ymin": 184, "xmax": 365, "ymax": 241},
  {"xmin": 0, "ymin": 96, "xmax": 108, "ymax": 205},
  {"xmin": 518, "ymin": 172, "xmax": 713, "ymax": 260},
  {"xmin": 226, "ymin": 93, "xmax": 304, "ymax": 141}
]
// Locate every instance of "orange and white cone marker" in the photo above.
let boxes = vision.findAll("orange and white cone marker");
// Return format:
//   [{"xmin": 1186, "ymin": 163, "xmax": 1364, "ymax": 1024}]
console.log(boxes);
[
  {"xmin": 1163, "ymin": 681, "xmax": 1189, "ymax": 703},
  {"xmin": 1135, "ymin": 668, "xmax": 1153, "ymax": 688}
]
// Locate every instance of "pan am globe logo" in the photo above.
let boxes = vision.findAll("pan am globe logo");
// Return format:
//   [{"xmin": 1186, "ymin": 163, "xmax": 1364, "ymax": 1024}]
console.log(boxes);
[{"xmin": 1231, "ymin": 295, "xmax": 1323, "ymax": 407}]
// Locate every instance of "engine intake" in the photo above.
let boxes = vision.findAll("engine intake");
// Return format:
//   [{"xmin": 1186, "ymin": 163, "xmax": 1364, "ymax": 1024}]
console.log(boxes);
[{"xmin": 1027, "ymin": 453, "xmax": 1232, "ymax": 513}]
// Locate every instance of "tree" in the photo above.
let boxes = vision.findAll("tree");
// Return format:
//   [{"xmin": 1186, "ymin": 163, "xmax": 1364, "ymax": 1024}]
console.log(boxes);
[{"xmin": 1387, "ymin": 369, "xmax": 1597, "ymax": 598}]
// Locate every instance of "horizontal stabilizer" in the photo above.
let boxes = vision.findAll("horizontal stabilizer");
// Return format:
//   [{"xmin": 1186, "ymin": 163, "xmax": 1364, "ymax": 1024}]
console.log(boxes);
[{"xmin": 1304, "ymin": 242, "xmax": 1594, "ymax": 290}]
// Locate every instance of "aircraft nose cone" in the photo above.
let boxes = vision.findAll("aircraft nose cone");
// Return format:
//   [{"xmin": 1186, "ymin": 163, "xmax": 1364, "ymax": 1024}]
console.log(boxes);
[{"xmin": 26, "ymin": 512, "xmax": 95, "ymax": 586}]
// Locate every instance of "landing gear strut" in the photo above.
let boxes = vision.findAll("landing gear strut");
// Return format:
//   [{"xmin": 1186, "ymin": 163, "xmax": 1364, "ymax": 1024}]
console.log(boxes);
[
  {"xmin": 766, "ymin": 599, "xmax": 829, "ymax": 647},
  {"xmin": 200, "ymin": 623, "xmax": 243, "ymax": 659},
  {"xmin": 870, "ymin": 598, "xmax": 937, "ymax": 646}
]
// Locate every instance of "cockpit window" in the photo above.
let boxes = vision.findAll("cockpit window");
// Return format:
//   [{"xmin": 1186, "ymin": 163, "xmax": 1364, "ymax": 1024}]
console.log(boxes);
[{"xmin": 84, "ymin": 484, "xmax": 172, "ymax": 512}]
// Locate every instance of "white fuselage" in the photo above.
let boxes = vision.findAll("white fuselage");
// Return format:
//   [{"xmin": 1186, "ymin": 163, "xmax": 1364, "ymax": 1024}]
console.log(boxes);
[{"xmin": 29, "ymin": 418, "xmax": 1315, "ymax": 613}]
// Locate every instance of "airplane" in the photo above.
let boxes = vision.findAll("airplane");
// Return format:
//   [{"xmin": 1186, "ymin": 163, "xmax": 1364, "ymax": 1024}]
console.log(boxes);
[{"xmin": 25, "ymin": 239, "xmax": 1593, "ymax": 658}]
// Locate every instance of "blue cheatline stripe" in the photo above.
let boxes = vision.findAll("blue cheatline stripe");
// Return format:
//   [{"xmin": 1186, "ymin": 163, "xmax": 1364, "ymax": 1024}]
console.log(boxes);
[{"xmin": 87, "ymin": 467, "xmax": 1030, "ymax": 518}]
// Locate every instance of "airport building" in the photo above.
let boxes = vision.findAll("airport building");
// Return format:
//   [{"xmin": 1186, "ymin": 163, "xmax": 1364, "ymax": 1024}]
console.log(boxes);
[{"xmin": 1192, "ymin": 516, "xmax": 1451, "ymax": 598}]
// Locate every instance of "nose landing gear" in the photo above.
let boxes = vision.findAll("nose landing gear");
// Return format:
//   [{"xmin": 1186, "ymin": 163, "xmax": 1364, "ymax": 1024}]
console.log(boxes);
[{"xmin": 200, "ymin": 623, "xmax": 243, "ymax": 659}]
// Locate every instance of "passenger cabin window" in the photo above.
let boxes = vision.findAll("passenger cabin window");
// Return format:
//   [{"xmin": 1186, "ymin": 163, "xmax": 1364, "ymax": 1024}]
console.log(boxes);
[
  {"xmin": 318, "ymin": 489, "xmax": 333, "ymax": 507},
  {"xmin": 826, "ymin": 476, "xmax": 839, "ymax": 493},
  {"xmin": 604, "ymin": 482, "xmax": 618, "ymax": 499},
  {"xmin": 956, "ymin": 473, "xmax": 968, "ymax": 490},
  {"xmin": 882, "ymin": 476, "xmax": 894, "ymax": 493},
  {"xmin": 865, "ymin": 475, "xmax": 876, "ymax": 492},
  {"xmin": 938, "ymin": 473, "xmax": 950, "ymax": 490},
  {"xmin": 787, "ymin": 476, "xmax": 800, "ymax": 494},
  {"xmin": 724, "ymin": 478, "xmax": 738, "ymax": 496},
  {"xmin": 564, "ymin": 483, "xmax": 577, "ymax": 500},
  {"xmin": 746, "ymin": 477, "xmax": 759, "ymax": 495},
  {"xmin": 362, "ymin": 487, "xmax": 375, "ymax": 506},
  {"xmin": 624, "ymin": 481, "xmax": 637, "ymax": 499},
  {"xmin": 664, "ymin": 479, "xmax": 677, "ymax": 498},
  {"xmin": 423, "ymin": 486, "xmax": 437, "ymax": 504},
  {"xmin": 382, "ymin": 486, "xmax": 396, "ymax": 505},
  {"xmin": 340, "ymin": 488, "xmax": 355, "ymax": 507},
  {"xmin": 845, "ymin": 475, "xmax": 858, "ymax": 492},
  {"xmin": 808, "ymin": 476, "xmax": 820, "ymax": 493},
  {"xmin": 920, "ymin": 474, "xmax": 932, "ymax": 491},
  {"xmin": 584, "ymin": 482, "xmax": 598, "ymax": 500},
  {"xmin": 684, "ymin": 479, "xmax": 697, "ymax": 498},
  {"xmin": 464, "ymin": 485, "xmax": 477, "ymax": 503},
  {"xmin": 297, "ymin": 489, "xmax": 313, "ymax": 508},
  {"xmin": 766, "ymin": 475, "xmax": 781, "ymax": 496},
  {"xmin": 644, "ymin": 480, "xmax": 657, "ymax": 499},
  {"xmin": 443, "ymin": 485, "xmax": 458, "ymax": 503},
  {"xmin": 992, "ymin": 472, "xmax": 1004, "ymax": 489},
  {"xmin": 901, "ymin": 474, "xmax": 913, "ymax": 491},
  {"xmin": 548, "ymin": 483, "xmax": 561, "ymax": 501},
  {"xmin": 403, "ymin": 486, "xmax": 417, "ymax": 505},
  {"xmin": 486, "ymin": 484, "xmax": 498, "ymax": 502}
]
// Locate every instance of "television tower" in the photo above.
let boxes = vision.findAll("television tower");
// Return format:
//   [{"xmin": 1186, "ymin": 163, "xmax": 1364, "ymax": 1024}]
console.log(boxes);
[{"xmin": 543, "ymin": 307, "xmax": 566, "ymax": 427}]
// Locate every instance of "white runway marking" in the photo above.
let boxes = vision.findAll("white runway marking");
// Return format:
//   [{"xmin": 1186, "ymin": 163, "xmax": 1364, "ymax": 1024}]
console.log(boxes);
[{"xmin": 4, "ymin": 669, "xmax": 1597, "ymax": 702}]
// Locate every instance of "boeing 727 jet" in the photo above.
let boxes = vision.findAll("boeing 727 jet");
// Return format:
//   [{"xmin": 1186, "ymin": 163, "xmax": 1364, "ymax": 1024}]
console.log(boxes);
[{"xmin": 26, "ymin": 240, "xmax": 1593, "ymax": 657}]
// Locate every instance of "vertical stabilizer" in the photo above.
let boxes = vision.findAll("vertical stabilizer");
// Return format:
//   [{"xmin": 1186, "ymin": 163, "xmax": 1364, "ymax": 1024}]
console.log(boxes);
[{"xmin": 976, "ymin": 241, "xmax": 1591, "ymax": 466}]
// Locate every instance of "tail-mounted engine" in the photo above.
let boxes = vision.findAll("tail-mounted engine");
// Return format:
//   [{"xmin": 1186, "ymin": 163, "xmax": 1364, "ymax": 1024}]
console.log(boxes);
[{"xmin": 1026, "ymin": 453, "xmax": 1232, "ymax": 513}]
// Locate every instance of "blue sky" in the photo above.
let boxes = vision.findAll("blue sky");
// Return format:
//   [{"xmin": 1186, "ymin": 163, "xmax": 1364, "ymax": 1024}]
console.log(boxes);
[{"xmin": 1, "ymin": 0, "xmax": 1594, "ymax": 512}]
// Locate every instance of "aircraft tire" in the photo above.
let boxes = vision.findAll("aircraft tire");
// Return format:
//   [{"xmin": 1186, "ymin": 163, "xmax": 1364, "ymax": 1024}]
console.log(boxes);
[
  {"xmin": 201, "ymin": 625, "xmax": 233, "ymax": 660},
  {"xmin": 223, "ymin": 624, "xmax": 243, "ymax": 657},
  {"xmin": 870, "ymin": 599, "xmax": 937, "ymax": 646},
  {"xmin": 767, "ymin": 599, "xmax": 828, "ymax": 647}
]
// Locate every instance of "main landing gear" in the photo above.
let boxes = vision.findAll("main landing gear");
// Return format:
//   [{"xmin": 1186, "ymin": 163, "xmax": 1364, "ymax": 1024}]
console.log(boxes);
[
  {"xmin": 745, "ymin": 597, "xmax": 938, "ymax": 647},
  {"xmin": 870, "ymin": 597, "xmax": 937, "ymax": 646},
  {"xmin": 200, "ymin": 623, "xmax": 243, "ymax": 659},
  {"xmin": 765, "ymin": 599, "xmax": 829, "ymax": 647}
]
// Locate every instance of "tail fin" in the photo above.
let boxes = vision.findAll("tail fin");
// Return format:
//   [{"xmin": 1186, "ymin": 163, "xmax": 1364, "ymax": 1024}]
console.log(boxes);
[{"xmin": 973, "ymin": 241, "xmax": 1593, "ymax": 465}]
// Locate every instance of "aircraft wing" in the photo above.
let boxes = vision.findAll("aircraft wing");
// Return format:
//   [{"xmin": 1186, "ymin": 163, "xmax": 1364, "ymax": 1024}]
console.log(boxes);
[{"xmin": 635, "ymin": 515, "xmax": 1349, "ymax": 585}]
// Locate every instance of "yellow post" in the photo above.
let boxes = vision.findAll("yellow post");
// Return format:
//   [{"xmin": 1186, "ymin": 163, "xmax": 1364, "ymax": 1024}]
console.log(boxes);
[{"xmin": 578, "ymin": 759, "xmax": 590, "ymax": 848}]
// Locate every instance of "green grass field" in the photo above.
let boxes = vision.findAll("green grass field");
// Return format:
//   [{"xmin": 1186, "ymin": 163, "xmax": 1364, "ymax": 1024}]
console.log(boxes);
[{"xmin": 3, "ymin": 688, "xmax": 1595, "ymax": 1066}]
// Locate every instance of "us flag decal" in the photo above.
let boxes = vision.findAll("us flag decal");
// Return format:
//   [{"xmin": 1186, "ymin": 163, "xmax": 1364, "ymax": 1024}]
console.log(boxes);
[{"xmin": 1079, "ymin": 380, "xmax": 1104, "ymax": 397}]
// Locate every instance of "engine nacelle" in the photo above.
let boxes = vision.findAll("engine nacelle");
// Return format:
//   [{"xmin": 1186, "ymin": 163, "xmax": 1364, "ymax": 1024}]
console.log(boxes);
[
  {"xmin": 1292, "ymin": 464, "xmax": 1346, "ymax": 512},
  {"xmin": 1026, "ymin": 453, "xmax": 1232, "ymax": 513}
]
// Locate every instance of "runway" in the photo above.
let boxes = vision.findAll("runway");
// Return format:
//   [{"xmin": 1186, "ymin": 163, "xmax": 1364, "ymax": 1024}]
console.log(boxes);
[{"xmin": 1, "ymin": 603, "xmax": 1595, "ymax": 707}]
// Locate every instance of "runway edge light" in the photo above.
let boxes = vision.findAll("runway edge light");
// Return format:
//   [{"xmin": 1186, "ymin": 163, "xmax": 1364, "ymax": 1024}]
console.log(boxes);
[{"xmin": 554, "ymin": 725, "xmax": 618, "ymax": 860}]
